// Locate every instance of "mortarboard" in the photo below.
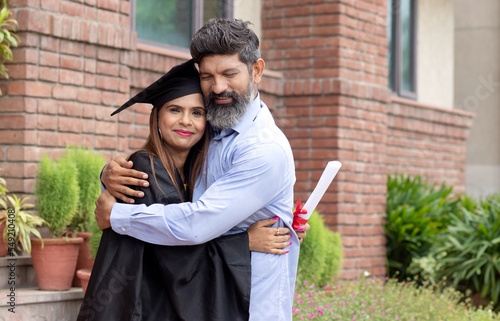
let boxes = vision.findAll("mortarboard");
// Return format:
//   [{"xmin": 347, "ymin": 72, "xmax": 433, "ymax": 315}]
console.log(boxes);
[{"xmin": 111, "ymin": 59, "xmax": 202, "ymax": 116}]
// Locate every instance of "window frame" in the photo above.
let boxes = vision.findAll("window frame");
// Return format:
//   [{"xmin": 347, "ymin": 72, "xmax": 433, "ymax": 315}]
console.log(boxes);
[
  {"xmin": 388, "ymin": 0, "xmax": 418, "ymax": 100},
  {"xmin": 131, "ymin": 0, "xmax": 233, "ymax": 53}
]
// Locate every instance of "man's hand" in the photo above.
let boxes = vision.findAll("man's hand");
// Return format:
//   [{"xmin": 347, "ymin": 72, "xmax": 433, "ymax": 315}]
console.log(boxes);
[
  {"xmin": 95, "ymin": 189, "xmax": 116, "ymax": 230},
  {"xmin": 102, "ymin": 156, "xmax": 149, "ymax": 203},
  {"xmin": 295, "ymin": 223, "xmax": 310, "ymax": 244}
]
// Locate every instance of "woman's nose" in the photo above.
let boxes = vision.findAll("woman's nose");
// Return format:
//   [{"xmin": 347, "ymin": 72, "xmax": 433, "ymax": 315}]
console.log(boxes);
[{"xmin": 179, "ymin": 112, "xmax": 192, "ymax": 126}]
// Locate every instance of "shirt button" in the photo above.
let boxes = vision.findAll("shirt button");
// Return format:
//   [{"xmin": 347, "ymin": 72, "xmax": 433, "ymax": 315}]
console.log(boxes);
[
  {"xmin": 213, "ymin": 141, "xmax": 217, "ymax": 145},
  {"xmin": 121, "ymin": 227, "xmax": 126, "ymax": 232}
]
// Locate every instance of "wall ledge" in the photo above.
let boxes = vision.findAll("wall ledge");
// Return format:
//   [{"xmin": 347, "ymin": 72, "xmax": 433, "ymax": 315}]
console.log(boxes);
[{"xmin": 391, "ymin": 96, "xmax": 475, "ymax": 118}]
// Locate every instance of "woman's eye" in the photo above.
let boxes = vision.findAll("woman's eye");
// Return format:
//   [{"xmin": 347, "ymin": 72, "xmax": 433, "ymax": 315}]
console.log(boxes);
[
  {"xmin": 169, "ymin": 108, "xmax": 180, "ymax": 113},
  {"xmin": 193, "ymin": 110, "xmax": 204, "ymax": 117}
]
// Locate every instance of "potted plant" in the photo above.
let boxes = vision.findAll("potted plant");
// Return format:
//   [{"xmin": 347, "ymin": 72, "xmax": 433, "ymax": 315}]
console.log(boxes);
[
  {"xmin": 0, "ymin": 194, "xmax": 46, "ymax": 256},
  {"xmin": 64, "ymin": 146, "xmax": 106, "ymax": 286},
  {"xmin": 77, "ymin": 217, "xmax": 103, "ymax": 295},
  {"xmin": 32, "ymin": 153, "xmax": 82, "ymax": 291},
  {"xmin": 0, "ymin": 169, "xmax": 46, "ymax": 257},
  {"xmin": 0, "ymin": 171, "xmax": 8, "ymax": 256}
]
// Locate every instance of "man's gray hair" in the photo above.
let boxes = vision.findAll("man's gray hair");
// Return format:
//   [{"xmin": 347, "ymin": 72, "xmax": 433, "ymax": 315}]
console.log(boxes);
[{"xmin": 190, "ymin": 18, "xmax": 260, "ymax": 71}]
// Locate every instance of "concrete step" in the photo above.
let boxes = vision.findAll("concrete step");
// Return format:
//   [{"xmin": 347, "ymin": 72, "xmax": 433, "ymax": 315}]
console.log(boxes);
[
  {"xmin": 0, "ymin": 287, "xmax": 83, "ymax": 320},
  {"xmin": 0, "ymin": 255, "xmax": 37, "ymax": 289}
]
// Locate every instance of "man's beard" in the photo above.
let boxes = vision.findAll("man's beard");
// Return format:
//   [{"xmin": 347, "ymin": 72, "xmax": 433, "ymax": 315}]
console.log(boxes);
[{"xmin": 204, "ymin": 82, "xmax": 255, "ymax": 130}]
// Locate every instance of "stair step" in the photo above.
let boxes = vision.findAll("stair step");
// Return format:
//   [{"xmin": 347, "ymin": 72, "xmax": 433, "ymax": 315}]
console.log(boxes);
[
  {"xmin": 0, "ymin": 255, "xmax": 37, "ymax": 289},
  {"xmin": 0, "ymin": 287, "xmax": 84, "ymax": 320}
]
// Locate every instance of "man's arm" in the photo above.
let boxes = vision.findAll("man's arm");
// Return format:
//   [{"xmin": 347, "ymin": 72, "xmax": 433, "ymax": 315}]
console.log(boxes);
[{"xmin": 101, "ymin": 156, "xmax": 149, "ymax": 203}]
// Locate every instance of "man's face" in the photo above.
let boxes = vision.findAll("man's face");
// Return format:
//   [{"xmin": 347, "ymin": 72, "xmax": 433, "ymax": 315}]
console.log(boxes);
[{"xmin": 198, "ymin": 54, "xmax": 255, "ymax": 130}]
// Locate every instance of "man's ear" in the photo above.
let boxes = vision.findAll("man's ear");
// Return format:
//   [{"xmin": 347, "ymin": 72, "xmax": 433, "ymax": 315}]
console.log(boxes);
[{"xmin": 252, "ymin": 58, "xmax": 265, "ymax": 85}]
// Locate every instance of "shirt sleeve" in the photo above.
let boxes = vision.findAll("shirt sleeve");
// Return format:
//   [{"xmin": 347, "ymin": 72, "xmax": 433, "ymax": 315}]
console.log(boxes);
[{"xmin": 110, "ymin": 141, "xmax": 292, "ymax": 246}]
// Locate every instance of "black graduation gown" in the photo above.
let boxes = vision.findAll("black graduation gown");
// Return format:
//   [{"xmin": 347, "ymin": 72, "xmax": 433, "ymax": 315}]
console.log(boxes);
[{"xmin": 77, "ymin": 151, "xmax": 251, "ymax": 321}]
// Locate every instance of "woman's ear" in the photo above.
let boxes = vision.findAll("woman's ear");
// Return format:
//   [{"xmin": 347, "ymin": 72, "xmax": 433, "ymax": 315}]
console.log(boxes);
[{"xmin": 252, "ymin": 59, "xmax": 265, "ymax": 85}]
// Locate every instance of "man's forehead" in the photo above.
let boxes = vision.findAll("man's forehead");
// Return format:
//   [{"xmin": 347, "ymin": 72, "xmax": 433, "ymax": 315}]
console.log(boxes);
[{"xmin": 198, "ymin": 54, "xmax": 246, "ymax": 73}]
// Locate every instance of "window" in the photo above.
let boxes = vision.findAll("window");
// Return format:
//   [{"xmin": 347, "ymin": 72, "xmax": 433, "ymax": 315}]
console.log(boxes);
[
  {"xmin": 387, "ymin": 0, "xmax": 417, "ymax": 99},
  {"xmin": 132, "ymin": 0, "xmax": 232, "ymax": 51}
]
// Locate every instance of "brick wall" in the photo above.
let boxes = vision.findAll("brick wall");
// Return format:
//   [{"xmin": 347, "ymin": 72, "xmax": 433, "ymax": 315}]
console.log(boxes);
[
  {"xmin": 261, "ymin": 0, "xmax": 392, "ymax": 279},
  {"xmin": 387, "ymin": 97, "xmax": 475, "ymax": 195},
  {"xmin": 0, "ymin": 0, "xmax": 134, "ymax": 196}
]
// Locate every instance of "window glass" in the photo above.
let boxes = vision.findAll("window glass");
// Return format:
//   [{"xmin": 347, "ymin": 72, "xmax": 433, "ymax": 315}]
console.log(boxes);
[
  {"xmin": 135, "ymin": 0, "xmax": 192, "ymax": 48},
  {"xmin": 203, "ymin": 0, "xmax": 227, "ymax": 23},
  {"xmin": 401, "ymin": 0, "xmax": 413, "ymax": 92},
  {"xmin": 386, "ymin": 0, "xmax": 416, "ymax": 98},
  {"xmin": 387, "ymin": 0, "xmax": 394, "ymax": 91},
  {"xmin": 134, "ymin": 0, "xmax": 229, "ymax": 49}
]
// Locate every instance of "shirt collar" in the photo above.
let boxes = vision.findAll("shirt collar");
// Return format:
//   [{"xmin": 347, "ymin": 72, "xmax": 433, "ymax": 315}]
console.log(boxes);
[{"xmin": 213, "ymin": 93, "xmax": 262, "ymax": 139}]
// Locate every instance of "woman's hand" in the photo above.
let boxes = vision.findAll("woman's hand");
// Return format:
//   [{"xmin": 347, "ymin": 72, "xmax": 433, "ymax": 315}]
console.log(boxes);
[
  {"xmin": 295, "ymin": 223, "xmax": 310, "ymax": 244},
  {"xmin": 101, "ymin": 156, "xmax": 149, "ymax": 203},
  {"xmin": 248, "ymin": 218, "xmax": 292, "ymax": 254}
]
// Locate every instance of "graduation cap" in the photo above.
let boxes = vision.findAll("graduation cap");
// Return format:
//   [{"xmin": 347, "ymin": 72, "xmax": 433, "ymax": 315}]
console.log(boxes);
[{"xmin": 111, "ymin": 59, "xmax": 202, "ymax": 116}]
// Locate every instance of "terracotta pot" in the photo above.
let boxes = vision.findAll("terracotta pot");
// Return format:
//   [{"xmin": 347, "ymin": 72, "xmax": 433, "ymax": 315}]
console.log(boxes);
[
  {"xmin": 0, "ymin": 217, "xmax": 8, "ymax": 257},
  {"xmin": 76, "ymin": 269, "xmax": 92, "ymax": 295},
  {"xmin": 68, "ymin": 232, "xmax": 94, "ymax": 287},
  {"xmin": 31, "ymin": 237, "xmax": 83, "ymax": 291}
]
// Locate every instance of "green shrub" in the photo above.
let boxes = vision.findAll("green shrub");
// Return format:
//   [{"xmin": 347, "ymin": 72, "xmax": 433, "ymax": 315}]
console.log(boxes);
[
  {"xmin": 35, "ymin": 154, "xmax": 79, "ymax": 237},
  {"xmin": 88, "ymin": 217, "xmax": 102, "ymax": 259},
  {"xmin": 297, "ymin": 211, "xmax": 343, "ymax": 287},
  {"xmin": 385, "ymin": 174, "xmax": 458, "ymax": 280},
  {"xmin": 65, "ymin": 146, "xmax": 106, "ymax": 232},
  {"xmin": 437, "ymin": 194, "xmax": 500, "ymax": 306}
]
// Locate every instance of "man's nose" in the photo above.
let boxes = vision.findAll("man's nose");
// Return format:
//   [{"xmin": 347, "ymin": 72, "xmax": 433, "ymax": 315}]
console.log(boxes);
[{"xmin": 211, "ymin": 77, "xmax": 228, "ymax": 95}]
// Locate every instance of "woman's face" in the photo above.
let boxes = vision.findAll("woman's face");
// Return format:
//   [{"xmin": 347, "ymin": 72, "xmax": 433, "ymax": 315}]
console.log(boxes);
[{"xmin": 158, "ymin": 93, "xmax": 206, "ymax": 153}]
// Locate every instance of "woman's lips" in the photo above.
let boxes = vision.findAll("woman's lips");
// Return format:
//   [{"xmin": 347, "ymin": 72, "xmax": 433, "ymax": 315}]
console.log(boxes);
[{"xmin": 175, "ymin": 130, "xmax": 193, "ymax": 137}]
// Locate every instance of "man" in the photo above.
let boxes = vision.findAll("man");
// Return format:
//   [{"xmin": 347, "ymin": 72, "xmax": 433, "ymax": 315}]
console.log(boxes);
[{"xmin": 96, "ymin": 18, "xmax": 306, "ymax": 320}]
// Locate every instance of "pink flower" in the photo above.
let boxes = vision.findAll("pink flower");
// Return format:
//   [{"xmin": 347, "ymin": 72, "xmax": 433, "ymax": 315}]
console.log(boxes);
[{"xmin": 361, "ymin": 309, "xmax": 366, "ymax": 313}]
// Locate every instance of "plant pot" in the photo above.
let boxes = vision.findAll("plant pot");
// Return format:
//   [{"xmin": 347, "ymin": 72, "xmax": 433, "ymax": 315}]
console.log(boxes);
[
  {"xmin": 67, "ymin": 231, "xmax": 94, "ymax": 287},
  {"xmin": 31, "ymin": 237, "xmax": 83, "ymax": 291},
  {"xmin": 0, "ymin": 214, "xmax": 8, "ymax": 257},
  {"xmin": 76, "ymin": 269, "xmax": 92, "ymax": 295}
]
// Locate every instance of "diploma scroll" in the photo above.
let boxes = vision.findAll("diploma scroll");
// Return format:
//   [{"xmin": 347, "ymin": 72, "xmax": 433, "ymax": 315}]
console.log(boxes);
[{"xmin": 300, "ymin": 161, "xmax": 342, "ymax": 220}]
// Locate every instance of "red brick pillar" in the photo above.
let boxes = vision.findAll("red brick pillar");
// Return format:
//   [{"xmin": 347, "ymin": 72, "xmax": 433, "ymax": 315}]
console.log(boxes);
[
  {"xmin": 0, "ymin": 0, "xmax": 134, "ymax": 195},
  {"xmin": 262, "ymin": 0, "xmax": 391, "ymax": 279}
]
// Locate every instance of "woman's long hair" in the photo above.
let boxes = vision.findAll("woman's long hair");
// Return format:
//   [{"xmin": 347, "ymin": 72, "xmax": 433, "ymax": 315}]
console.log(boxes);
[{"xmin": 130, "ymin": 104, "xmax": 212, "ymax": 202}]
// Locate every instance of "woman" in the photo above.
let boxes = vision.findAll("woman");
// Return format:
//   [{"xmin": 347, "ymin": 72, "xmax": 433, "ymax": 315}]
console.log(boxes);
[{"xmin": 77, "ymin": 60, "xmax": 291, "ymax": 321}]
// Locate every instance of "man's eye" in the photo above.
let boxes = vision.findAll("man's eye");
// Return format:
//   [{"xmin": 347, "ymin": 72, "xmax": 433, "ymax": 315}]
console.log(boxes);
[{"xmin": 225, "ymin": 73, "xmax": 236, "ymax": 77}]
